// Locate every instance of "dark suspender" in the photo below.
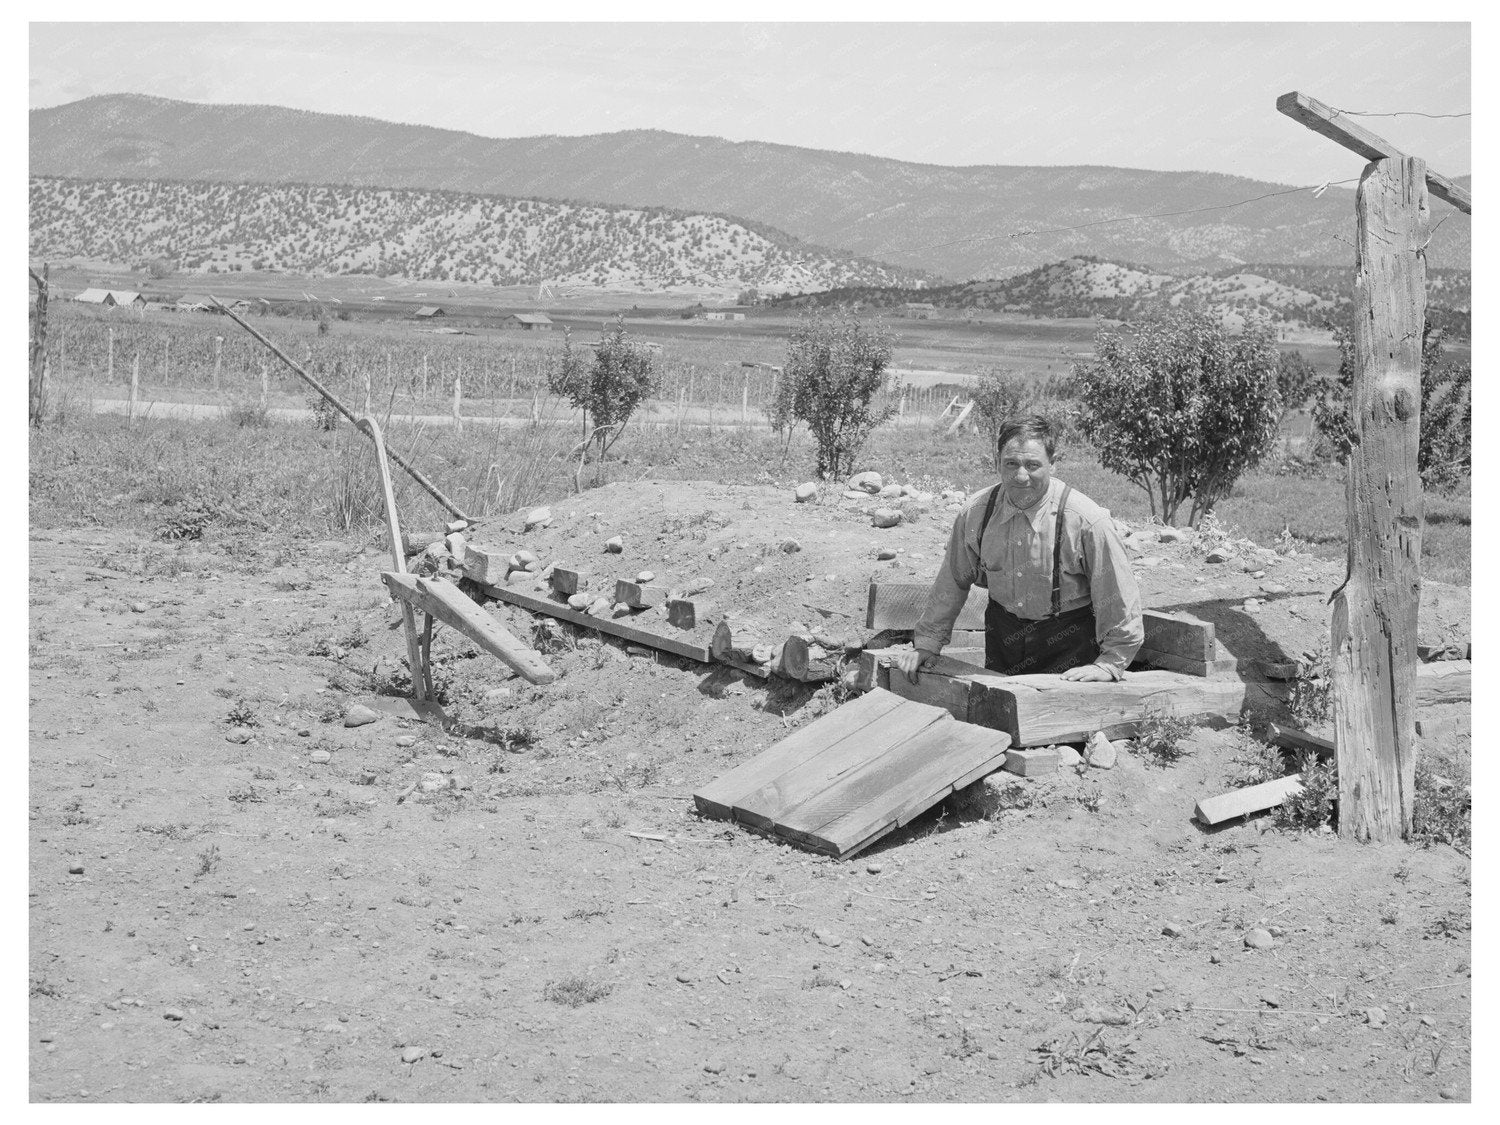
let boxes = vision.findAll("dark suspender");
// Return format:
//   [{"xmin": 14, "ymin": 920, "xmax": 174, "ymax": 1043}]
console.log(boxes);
[{"xmin": 976, "ymin": 482, "xmax": 1072, "ymax": 616}]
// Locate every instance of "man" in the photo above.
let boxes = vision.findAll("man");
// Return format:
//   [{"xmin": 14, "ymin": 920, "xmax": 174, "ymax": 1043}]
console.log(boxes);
[{"xmin": 894, "ymin": 415, "xmax": 1143, "ymax": 682}]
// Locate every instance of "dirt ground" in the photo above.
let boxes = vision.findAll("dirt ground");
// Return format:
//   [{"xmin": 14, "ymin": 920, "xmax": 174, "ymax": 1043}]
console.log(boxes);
[{"xmin": 28, "ymin": 480, "xmax": 1471, "ymax": 1103}]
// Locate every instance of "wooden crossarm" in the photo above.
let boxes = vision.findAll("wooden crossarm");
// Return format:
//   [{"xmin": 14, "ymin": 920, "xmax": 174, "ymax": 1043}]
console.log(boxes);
[
  {"xmin": 381, "ymin": 572, "xmax": 556, "ymax": 685},
  {"xmin": 1276, "ymin": 91, "xmax": 1472, "ymax": 214}
]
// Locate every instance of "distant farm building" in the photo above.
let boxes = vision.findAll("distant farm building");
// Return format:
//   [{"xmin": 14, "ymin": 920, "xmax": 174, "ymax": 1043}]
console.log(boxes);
[
  {"xmin": 904, "ymin": 302, "xmax": 936, "ymax": 318},
  {"xmin": 704, "ymin": 311, "xmax": 727, "ymax": 321},
  {"xmin": 505, "ymin": 313, "xmax": 554, "ymax": 331},
  {"xmin": 75, "ymin": 288, "xmax": 146, "ymax": 308},
  {"xmin": 415, "ymin": 306, "xmax": 446, "ymax": 319}
]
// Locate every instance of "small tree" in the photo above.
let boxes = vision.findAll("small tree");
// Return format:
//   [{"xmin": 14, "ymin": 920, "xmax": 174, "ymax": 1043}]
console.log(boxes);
[
  {"xmin": 1075, "ymin": 310, "xmax": 1282, "ymax": 526},
  {"xmin": 1312, "ymin": 320, "xmax": 1470, "ymax": 493},
  {"xmin": 783, "ymin": 314, "xmax": 896, "ymax": 478},
  {"xmin": 550, "ymin": 314, "xmax": 657, "ymax": 484}
]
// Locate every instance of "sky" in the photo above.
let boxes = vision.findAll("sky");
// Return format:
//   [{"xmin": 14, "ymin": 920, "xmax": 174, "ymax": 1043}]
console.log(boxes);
[{"xmin": 27, "ymin": 18, "xmax": 1472, "ymax": 186}]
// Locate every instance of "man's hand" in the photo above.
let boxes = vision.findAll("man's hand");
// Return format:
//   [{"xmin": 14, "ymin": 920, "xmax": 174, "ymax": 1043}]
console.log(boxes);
[
  {"xmin": 891, "ymin": 648, "xmax": 937, "ymax": 683},
  {"xmin": 1061, "ymin": 663, "xmax": 1113, "ymax": 682}
]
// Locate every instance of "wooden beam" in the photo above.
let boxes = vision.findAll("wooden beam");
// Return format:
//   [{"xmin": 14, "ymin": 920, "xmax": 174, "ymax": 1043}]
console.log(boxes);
[
  {"xmin": 381, "ymin": 572, "xmax": 556, "ymax": 685},
  {"xmin": 479, "ymin": 581, "xmax": 713, "ymax": 663},
  {"xmin": 1276, "ymin": 92, "xmax": 1471, "ymax": 214},
  {"xmin": 1195, "ymin": 775, "xmax": 1305, "ymax": 826}
]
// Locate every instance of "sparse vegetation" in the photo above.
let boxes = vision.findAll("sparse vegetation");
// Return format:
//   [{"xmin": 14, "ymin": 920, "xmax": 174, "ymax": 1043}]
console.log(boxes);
[
  {"xmin": 1131, "ymin": 705, "xmax": 1196, "ymax": 768},
  {"xmin": 782, "ymin": 314, "xmax": 896, "ymax": 477},
  {"xmin": 542, "ymin": 975, "xmax": 613, "ymax": 1008}
]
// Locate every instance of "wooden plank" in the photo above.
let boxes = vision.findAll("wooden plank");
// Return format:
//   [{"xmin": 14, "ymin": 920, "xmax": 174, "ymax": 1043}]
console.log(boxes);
[
  {"xmin": 1195, "ymin": 774, "xmax": 1305, "ymax": 826},
  {"xmin": 615, "ymin": 579, "xmax": 667, "ymax": 609},
  {"xmin": 865, "ymin": 584, "xmax": 1214, "ymax": 666},
  {"xmin": 692, "ymin": 688, "xmax": 908, "ymax": 819},
  {"xmin": 1268, "ymin": 723, "xmax": 1335, "ymax": 759},
  {"xmin": 866, "ymin": 582, "xmax": 987, "ymax": 632},
  {"xmin": 480, "ymin": 581, "xmax": 712, "ymax": 662},
  {"xmin": 550, "ymin": 566, "xmax": 590, "ymax": 597},
  {"xmin": 462, "ymin": 543, "xmax": 512, "ymax": 586},
  {"xmin": 789, "ymin": 723, "xmax": 1010, "ymax": 858},
  {"xmin": 732, "ymin": 697, "xmax": 953, "ymax": 830},
  {"xmin": 666, "ymin": 598, "xmax": 696, "ymax": 630},
  {"xmin": 1276, "ymin": 91, "xmax": 1471, "ymax": 213},
  {"xmin": 887, "ymin": 661, "xmax": 972, "ymax": 719},
  {"xmin": 381, "ymin": 573, "xmax": 556, "ymax": 685},
  {"xmin": 1414, "ymin": 660, "xmax": 1470, "ymax": 705}
]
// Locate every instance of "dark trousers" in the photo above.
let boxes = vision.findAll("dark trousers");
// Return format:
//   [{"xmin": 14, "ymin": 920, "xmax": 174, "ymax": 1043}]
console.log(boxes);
[{"xmin": 985, "ymin": 600, "xmax": 1099, "ymax": 676}]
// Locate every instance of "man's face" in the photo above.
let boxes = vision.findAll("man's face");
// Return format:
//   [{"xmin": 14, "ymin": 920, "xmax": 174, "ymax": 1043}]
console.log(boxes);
[{"xmin": 999, "ymin": 437, "xmax": 1053, "ymax": 508}]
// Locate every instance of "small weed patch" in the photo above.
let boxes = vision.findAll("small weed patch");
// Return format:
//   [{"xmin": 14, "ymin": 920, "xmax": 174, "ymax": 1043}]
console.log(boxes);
[
  {"xmin": 1132, "ymin": 705, "xmax": 1196, "ymax": 768},
  {"xmin": 543, "ymin": 976, "xmax": 613, "ymax": 1008}
]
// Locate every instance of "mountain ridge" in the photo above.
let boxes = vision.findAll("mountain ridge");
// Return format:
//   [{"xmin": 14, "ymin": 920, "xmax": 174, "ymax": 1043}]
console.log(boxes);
[{"xmin": 32, "ymin": 93, "xmax": 1472, "ymax": 280}]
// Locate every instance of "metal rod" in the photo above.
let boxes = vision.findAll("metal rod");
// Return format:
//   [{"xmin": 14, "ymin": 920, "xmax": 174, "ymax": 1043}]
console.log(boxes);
[{"xmin": 210, "ymin": 297, "xmax": 472, "ymax": 523}]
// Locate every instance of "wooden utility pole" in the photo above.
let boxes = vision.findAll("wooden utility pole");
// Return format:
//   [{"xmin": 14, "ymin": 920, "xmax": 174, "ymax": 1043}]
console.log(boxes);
[{"xmin": 1277, "ymin": 91, "xmax": 1471, "ymax": 841}]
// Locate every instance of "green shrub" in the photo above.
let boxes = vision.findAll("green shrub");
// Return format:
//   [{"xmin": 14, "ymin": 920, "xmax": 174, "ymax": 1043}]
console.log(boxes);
[
  {"xmin": 1074, "ymin": 310, "xmax": 1282, "ymax": 526},
  {"xmin": 550, "ymin": 314, "xmax": 657, "ymax": 468},
  {"xmin": 783, "ymin": 314, "xmax": 896, "ymax": 478},
  {"xmin": 1273, "ymin": 751, "xmax": 1337, "ymax": 831},
  {"xmin": 1311, "ymin": 320, "xmax": 1471, "ymax": 492},
  {"xmin": 1131, "ymin": 705, "xmax": 1197, "ymax": 767}
]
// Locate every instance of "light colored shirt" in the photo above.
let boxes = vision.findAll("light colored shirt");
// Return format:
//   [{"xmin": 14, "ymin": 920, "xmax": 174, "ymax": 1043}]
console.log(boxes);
[{"xmin": 912, "ymin": 477, "xmax": 1145, "ymax": 679}]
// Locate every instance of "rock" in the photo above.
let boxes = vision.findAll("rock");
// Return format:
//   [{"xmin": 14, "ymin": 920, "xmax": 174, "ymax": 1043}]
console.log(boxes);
[
  {"xmin": 843, "ymin": 490, "xmax": 867, "ymax": 500},
  {"xmin": 68, "ymin": 863, "xmax": 84, "ymax": 875},
  {"xmin": 1261, "ymin": 993, "xmax": 1282, "ymax": 1009},
  {"xmin": 1259, "ymin": 661, "xmax": 1299, "ymax": 680},
  {"xmin": 395, "ymin": 735, "xmax": 417, "ymax": 748},
  {"xmin": 225, "ymin": 727, "xmax": 253, "ymax": 744},
  {"xmin": 1209, "ymin": 952, "xmax": 1222, "ymax": 964},
  {"xmin": 878, "ymin": 484, "xmax": 903, "ymax": 499},
  {"xmin": 310, "ymin": 750, "xmax": 332, "ymax": 765},
  {"xmin": 683, "ymin": 577, "xmax": 714, "ymax": 596},
  {"xmin": 866, "ymin": 862, "xmax": 883, "ymax": 875},
  {"xmin": 567, "ymin": 593, "xmax": 591, "ymax": 609},
  {"xmin": 444, "ymin": 532, "xmax": 466, "ymax": 558},
  {"xmin": 1206, "ymin": 548, "xmax": 1232, "ymax": 564},
  {"xmin": 675, "ymin": 972, "xmax": 695, "ymax": 985},
  {"xmin": 1162, "ymin": 922, "xmax": 1184, "ymax": 938},
  {"xmin": 1243, "ymin": 928, "xmax": 1275, "ymax": 950},
  {"xmin": 1054, "ymin": 877, "xmax": 1083, "ymax": 891},
  {"xmin": 130, "ymin": 601, "xmax": 149, "ymax": 614},
  {"xmin": 604, "ymin": 536, "xmax": 624, "ymax": 554},
  {"xmin": 779, "ymin": 538, "xmax": 802, "ymax": 554},
  {"xmin": 444, "ymin": 519, "xmax": 468, "ymax": 534},
  {"xmin": 703, "ymin": 1061, "xmax": 725, "ymax": 1075},
  {"xmin": 343, "ymin": 705, "xmax": 379, "ymax": 728},
  {"xmin": 297, "ymin": 728, "xmax": 311, "ymax": 738},
  {"xmin": 524, "ymin": 506, "xmax": 552, "ymax": 530},
  {"xmin": 1439, "ymin": 1088, "xmax": 1459, "ymax": 1100},
  {"xmin": 1070, "ymin": 1004, "xmax": 1131, "ymax": 1026},
  {"xmin": 1157, "ymin": 527, "xmax": 1188, "ymax": 543},
  {"xmin": 794, "ymin": 483, "xmax": 818, "ymax": 503},
  {"xmin": 750, "ymin": 644, "xmax": 774, "ymax": 664},
  {"xmin": 871, "ymin": 508, "xmax": 903, "ymax": 529},
  {"xmin": 401, "ymin": 1046, "xmax": 425, "ymax": 1064},
  {"xmin": 1084, "ymin": 731, "xmax": 1117, "ymax": 770},
  {"xmin": 356, "ymin": 771, "xmax": 377, "ymax": 786},
  {"xmin": 1055, "ymin": 745, "xmax": 1082, "ymax": 768},
  {"xmin": 163, "ymin": 1008, "xmax": 185, "ymax": 1021},
  {"xmin": 1005, "ymin": 746, "xmax": 1060, "ymax": 777},
  {"xmin": 876, "ymin": 548, "xmax": 897, "ymax": 561},
  {"xmin": 850, "ymin": 471, "xmax": 883, "ymax": 494},
  {"xmin": 1364, "ymin": 1006, "xmax": 1387, "ymax": 1027},
  {"xmin": 814, "ymin": 929, "xmax": 842, "ymax": 948}
]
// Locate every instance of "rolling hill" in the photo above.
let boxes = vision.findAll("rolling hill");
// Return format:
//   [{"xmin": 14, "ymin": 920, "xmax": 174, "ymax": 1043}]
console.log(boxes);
[
  {"xmin": 30, "ymin": 94, "xmax": 1472, "ymax": 280},
  {"xmin": 28, "ymin": 176, "xmax": 925, "ymax": 293},
  {"xmin": 768, "ymin": 256, "xmax": 1472, "ymax": 340}
]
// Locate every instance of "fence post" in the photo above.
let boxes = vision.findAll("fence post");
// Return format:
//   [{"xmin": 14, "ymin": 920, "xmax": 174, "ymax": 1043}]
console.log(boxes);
[
  {"xmin": 364, "ymin": 370, "xmax": 372, "ymax": 415},
  {"xmin": 107, "ymin": 327, "xmax": 114, "ymax": 384},
  {"xmin": 422, "ymin": 354, "xmax": 429, "ymax": 400},
  {"xmin": 129, "ymin": 353, "xmax": 139, "ymax": 424},
  {"xmin": 260, "ymin": 360, "xmax": 269, "ymax": 408},
  {"xmin": 213, "ymin": 336, "xmax": 223, "ymax": 391},
  {"xmin": 162, "ymin": 336, "xmax": 169, "ymax": 386},
  {"xmin": 676, "ymin": 386, "xmax": 686, "ymax": 435},
  {"xmin": 453, "ymin": 376, "xmax": 462, "ymax": 431},
  {"xmin": 741, "ymin": 380, "xmax": 748, "ymax": 426}
]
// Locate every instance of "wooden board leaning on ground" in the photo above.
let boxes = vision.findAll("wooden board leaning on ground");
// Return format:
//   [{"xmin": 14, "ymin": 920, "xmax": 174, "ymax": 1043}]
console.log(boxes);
[
  {"xmin": 865, "ymin": 582, "xmax": 1233, "ymax": 677},
  {"xmin": 381, "ymin": 572, "xmax": 556, "ymax": 685},
  {"xmin": 476, "ymin": 581, "xmax": 713, "ymax": 663},
  {"xmin": 693, "ymin": 687, "xmax": 1011, "ymax": 860},
  {"xmin": 857, "ymin": 650, "xmax": 1471, "ymax": 749}
]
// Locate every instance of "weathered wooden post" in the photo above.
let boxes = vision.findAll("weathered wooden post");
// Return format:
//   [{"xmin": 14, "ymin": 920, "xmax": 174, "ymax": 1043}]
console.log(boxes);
[
  {"xmin": 260, "ymin": 359, "xmax": 269, "ymax": 408},
  {"xmin": 364, "ymin": 370, "xmax": 372, "ymax": 416},
  {"xmin": 453, "ymin": 376, "xmax": 462, "ymax": 432},
  {"xmin": 422, "ymin": 354, "xmax": 429, "ymax": 400},
  {"xmin": 213, "ymin": 335, "xmax": 223, "ymax": 391},
  {"xmin": 1277, "ymin": 90, "xmax": 1472, "ymax": 840},
  {"xmin": 129, "ymin": 353, "xmax": 140, "ymax": 424},
  {"xmin": 107, "ymin": 327, "xmax": 115, "ymax": 384},
  {"xmin": 162, "ymin": 336, "xmax": 169, "ymax": 386},
  {"xmin": 29, "ymin": 265, "xmax": 49, "ymax": 428}
]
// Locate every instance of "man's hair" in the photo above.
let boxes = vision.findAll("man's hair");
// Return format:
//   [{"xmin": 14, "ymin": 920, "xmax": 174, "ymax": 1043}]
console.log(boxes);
[{"xmin": 995, "ymin": 415, "xmax": 1058, "ymax": 462}]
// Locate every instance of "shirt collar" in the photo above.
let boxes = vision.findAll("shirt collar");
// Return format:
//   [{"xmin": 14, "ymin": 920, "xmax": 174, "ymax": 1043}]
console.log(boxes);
[{"xmin": 993, "ymin": 476, "xmax": 1060, "ymax": 530}]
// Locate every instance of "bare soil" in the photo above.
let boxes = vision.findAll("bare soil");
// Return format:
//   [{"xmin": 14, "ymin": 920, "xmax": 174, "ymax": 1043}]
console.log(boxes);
[{"xmin": 29, "ymin": 480, "xmax": 1471, "ymax": 1102}]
